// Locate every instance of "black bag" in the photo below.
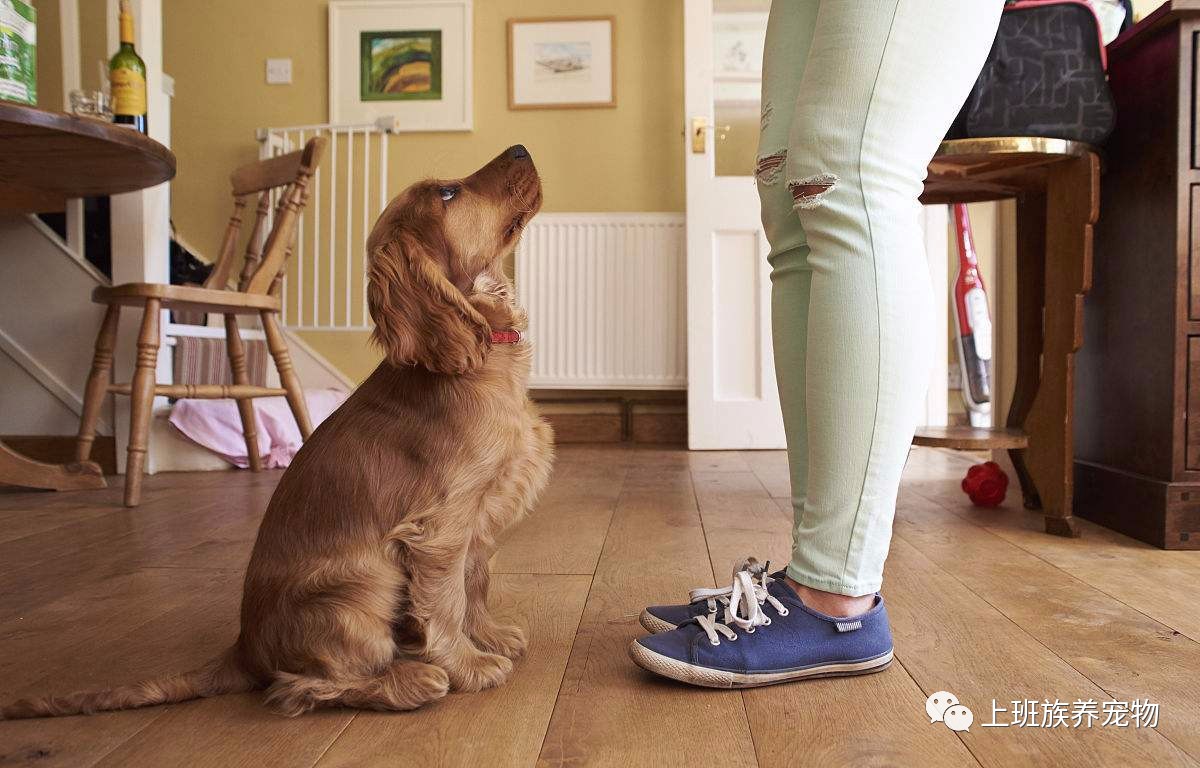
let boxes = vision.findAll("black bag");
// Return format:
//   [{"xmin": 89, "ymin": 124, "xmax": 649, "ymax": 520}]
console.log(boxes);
[{"xmin": 947, "ymin": 0, "xmax": 1115, "ymax": 145}]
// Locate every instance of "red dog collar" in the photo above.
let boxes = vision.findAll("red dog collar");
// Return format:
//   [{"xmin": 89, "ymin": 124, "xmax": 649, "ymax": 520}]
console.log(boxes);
[{"xmin": 490, "ymin": 330, "xmax": 523, "ymax": 344}]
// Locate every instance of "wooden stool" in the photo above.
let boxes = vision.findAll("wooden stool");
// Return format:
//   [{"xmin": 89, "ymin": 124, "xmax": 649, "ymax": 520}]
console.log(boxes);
[
  {"xmin": 917, "ymin": 136, "xmax": 1101, "ymax": 537},
  {"xmin": 76, "ymin": 137, "xmax": 327, "ymax": 507}
]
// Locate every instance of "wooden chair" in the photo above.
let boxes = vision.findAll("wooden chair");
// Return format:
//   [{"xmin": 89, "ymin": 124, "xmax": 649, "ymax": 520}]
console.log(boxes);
[{"xmin": 76, "ymin": 136, "xmax": 328, "ymax": 506}]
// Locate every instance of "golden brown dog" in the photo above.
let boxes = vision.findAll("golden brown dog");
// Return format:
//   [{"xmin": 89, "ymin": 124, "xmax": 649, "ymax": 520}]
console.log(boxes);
[{"xmin": 1, "ymin": 145, "xmax": 554, "ymax": 719}]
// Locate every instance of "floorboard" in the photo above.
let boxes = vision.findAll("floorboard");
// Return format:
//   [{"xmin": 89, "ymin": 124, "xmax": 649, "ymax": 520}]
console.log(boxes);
[
  {"xmin": 95, "ymin": 694, "xmax": 352, "ymax": 768},
  {"xmin": 316, "ymin": 574, "xmax": 590, "ymax": 767},
  {"xmin": 492, "ymin": 452, "xmax": 628, "ymax": 576},
  {"xmin": 0, "ymin": 567, "xmax": 242, "ymax": 768},
  {"xmin": 886, "ymin": 535, "xmax": 1193, "ymax": 766},
  {"xmin": 535, "ymin": 460, "xmax": 760, "ymax": 767},
  {"xmin": 694, "ymin": 470, "xmax": 980, "ymax": 768},
  {"xmin": 911, "ymin": 477, "xmax": 1200, "ymax": 643},
  {"xmin": 895, "ymin": 486, "xmax": 1200, "ymax": 763}
]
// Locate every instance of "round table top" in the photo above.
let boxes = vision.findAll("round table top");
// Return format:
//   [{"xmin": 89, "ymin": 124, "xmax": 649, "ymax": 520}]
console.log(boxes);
[
  {"xmin": 922, "ymin": 136, "xmax": 1098, "ymax": 205},
  {"xmin": 0, "ymin": 102, "xmax": 176, "ymax": 201},
  {"xmin": 935, "ymin": 135, "xmax": 1094, "ymax": 160}
]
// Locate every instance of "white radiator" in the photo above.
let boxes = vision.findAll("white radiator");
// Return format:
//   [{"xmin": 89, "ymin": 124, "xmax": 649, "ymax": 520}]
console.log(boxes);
[{"xmin": 516, "ymin": 213, "xmax": 686, "ymax": 390}]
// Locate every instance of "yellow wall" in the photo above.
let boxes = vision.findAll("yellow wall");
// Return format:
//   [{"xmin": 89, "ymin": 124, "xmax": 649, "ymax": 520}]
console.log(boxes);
[
  {"xmin": 163, "ymin": 0, "xmax": 684, "ymax": 381},
  {"xmin": 1132, "ymin": 0, "xmax": 1166, "ymax": 20},
  {"xmin": 78, "ymin": 1, "xmax": 108, "ymax": 92},
  {"xmin": 31, "ymin": 0, "xmax": 62, "ymax": 110},
  {"xmin": 164, "ymin": 1, "xmax": 685, "ymax": 237},
  {"xmin": 32, "ymin": 0, "xmax": 114, "ymax": 109}
]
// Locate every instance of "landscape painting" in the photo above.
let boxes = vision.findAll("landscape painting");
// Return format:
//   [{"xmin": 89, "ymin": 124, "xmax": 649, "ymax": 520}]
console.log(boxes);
[
  {"xmin": 329, "ymin": 0, "xmax": 471, "ymax": 130},
  {"xmin": 508, "ymin": 17, "xmax": 615, "ymax": 109},
  {"xmin": 360, "ymin": 29, "xmax": 442, "ymax": 101},
  {"xmin": 533, "ymin": 41, "xmax": 592, "ymax": 83}
]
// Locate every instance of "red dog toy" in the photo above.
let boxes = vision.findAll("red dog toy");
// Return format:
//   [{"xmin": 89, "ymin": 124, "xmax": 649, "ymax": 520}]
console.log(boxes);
[{"xmin": 961, "ymin": 461, "xmax": 1008, "ymax": 507}]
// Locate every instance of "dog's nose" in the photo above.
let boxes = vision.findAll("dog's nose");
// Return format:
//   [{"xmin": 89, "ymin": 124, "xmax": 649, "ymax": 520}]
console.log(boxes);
[{"xmin": 508, "ymin": 144, "xmax": 530, "ymax": 160}]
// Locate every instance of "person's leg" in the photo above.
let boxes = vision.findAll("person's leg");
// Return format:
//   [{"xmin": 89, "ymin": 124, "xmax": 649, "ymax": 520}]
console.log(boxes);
[
  {"xmin": 635, "ymin": 0, "xmax": 823, "ymax": 639},
  {"xmin": 629, "ymin": 0, "xmax": 1002, "ymax": 687},
  {"xmin": 757, "ymin": 0, "xmax": 820, "ymax": 609},
  {"xmin": 632, "ymin": 5, "xmax": 1004, "ymax": 681},
  {"xmin": 783, "ymin": 0, "xmax": 1002, "ymax": 609}
]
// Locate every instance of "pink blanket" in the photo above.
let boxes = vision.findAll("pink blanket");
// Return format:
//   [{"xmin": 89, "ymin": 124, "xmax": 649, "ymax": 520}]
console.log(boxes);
[{"xmin": 168, "ymin": 389, "xmax": 348, "ymax": 468}]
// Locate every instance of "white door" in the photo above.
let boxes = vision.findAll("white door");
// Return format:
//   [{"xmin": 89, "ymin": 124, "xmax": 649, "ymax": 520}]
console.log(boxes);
[{"xmin": 684, "ymin": 0, "xmax": 784, "ymax": 449}]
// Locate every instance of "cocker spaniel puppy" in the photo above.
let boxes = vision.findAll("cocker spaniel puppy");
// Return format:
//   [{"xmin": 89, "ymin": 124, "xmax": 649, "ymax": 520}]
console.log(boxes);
[{"xmin": 2, "ymin": 145, "xmax": 554, "ymax": 719}]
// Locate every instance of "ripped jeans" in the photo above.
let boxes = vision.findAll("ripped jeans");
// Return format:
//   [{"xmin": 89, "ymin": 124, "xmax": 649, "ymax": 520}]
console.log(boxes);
[{"xmin": 757, "ymin": 0, "xmax": 1002, "ymax": 595}]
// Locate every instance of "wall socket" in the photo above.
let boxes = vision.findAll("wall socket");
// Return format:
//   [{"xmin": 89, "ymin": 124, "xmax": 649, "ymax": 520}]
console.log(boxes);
[{"xmin": 265, "ymin": 58, "xmax": 292, "ymax": 85}]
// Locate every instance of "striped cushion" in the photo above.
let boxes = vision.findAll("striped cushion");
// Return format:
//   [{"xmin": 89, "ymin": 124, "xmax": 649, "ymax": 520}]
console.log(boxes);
[{"xmin": 172, "ymin": 336, "xmax": 269, "ymax": 387}]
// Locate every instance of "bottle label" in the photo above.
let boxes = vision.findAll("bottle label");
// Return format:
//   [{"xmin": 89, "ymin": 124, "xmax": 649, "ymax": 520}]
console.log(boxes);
[{"xmin": 111, "ymin": 67, "xmax": 147, "ymax": 116}]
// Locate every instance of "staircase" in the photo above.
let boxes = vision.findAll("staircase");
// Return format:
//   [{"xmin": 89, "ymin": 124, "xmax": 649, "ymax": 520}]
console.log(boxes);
[
  {"xmin": 0, "ymin": 214, "xmax": 113, "ymax": 439},
  {"xmin": 0, "ymin": 214, "xmax": 353, "ymax": 471}
]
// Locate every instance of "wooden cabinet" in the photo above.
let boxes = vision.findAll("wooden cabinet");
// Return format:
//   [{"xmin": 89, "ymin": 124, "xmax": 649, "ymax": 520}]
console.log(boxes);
[{"xmin": 1074, "ymin": 2, "xmax": 1200, "ymax": 548}]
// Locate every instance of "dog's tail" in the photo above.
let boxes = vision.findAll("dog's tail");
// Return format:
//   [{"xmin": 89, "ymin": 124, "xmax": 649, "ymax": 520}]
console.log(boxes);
[{"xmin": 0, "ymin": 647, "xmax": 253, "ymax": 720}]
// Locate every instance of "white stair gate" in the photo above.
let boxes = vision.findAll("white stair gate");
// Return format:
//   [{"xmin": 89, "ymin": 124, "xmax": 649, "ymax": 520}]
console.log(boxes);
[{"xmin": 257, "ymin": 118, "xmax": 396, "ymax": 332}]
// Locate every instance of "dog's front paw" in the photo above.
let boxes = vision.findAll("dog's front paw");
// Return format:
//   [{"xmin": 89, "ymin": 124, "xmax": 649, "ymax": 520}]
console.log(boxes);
[
  {"xmin": 473, "ymin": 623, "xmax": 527, "ymax": 660},
  {"xmin": 408, "ymin": 662, "xmax": 452, "ymax": 704},
  {"xmin": 447, "ymin": 650, "xmax": 514, "ymax": 692}
]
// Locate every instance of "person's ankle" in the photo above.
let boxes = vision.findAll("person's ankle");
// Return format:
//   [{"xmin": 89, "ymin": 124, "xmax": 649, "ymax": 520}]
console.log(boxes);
[{"xmin": 785, "ymin": 577, "xmax": 874, "ymax": 618}]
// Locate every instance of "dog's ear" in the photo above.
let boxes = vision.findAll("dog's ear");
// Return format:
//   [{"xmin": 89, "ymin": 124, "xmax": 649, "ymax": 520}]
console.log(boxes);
[{"xmin": 367, "ymin": 233, "xmax": 491, "ymax": 374}]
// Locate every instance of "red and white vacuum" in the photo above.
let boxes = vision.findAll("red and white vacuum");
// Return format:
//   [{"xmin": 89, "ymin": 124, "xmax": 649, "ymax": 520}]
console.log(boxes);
[{"xmin": 951, "ymin": 203, "xmax": 993, "ymax": 429}]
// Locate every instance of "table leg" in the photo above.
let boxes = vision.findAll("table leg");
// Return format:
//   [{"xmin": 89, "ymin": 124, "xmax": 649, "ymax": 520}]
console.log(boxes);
[
  {"xmin": 1007, "ymin": 189, "xmax": 1047, "ymax": 514},
  {"xmin": 1022, "ymin": 154, "xmax": 1099, "ymax": 537},
  {"xmin": 0, "ymin": 438, "xmax": 105, "ymax": 491}
]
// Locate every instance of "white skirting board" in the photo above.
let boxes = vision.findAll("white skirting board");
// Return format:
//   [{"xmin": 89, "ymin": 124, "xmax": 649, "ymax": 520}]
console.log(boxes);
[{"xmin": 515, "ymin": 213, "xmax": 687, "ymax": 390}]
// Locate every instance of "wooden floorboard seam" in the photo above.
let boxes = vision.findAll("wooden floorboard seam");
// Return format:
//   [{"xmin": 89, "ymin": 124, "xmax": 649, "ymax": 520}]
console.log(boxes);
[
  {"xmin": 531, "ymin": 459, "xmax": 629, "ymax": 767},
  {"xmin": 687, "ymin": 466, "xmax": 764, "ymax": 768},
  {"xmin": 488, "ymin": 572, "xmax": 598, "ymax": 577},
  {"xmin": 81, "ymin": 709, "xmax": 168, "ymax": 768},
  {"xmin": 531, "ymin": 571, "xmax": 597, "ymax": 768},
  {"xmin": 308, "ymin": 713, "xmax": 359, "ymax": 768},
  {"xmin": 891, "ymin": 654, "xmax": 985, "ymax": 768}
]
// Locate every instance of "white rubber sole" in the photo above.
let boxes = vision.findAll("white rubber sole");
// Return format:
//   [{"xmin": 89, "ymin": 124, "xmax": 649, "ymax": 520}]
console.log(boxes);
[
  {"xmin": 638, "ymin": 609, "xmax": 678, "ymax": 634},
  {"xmin": 628, "ymin": 641, "xmax": 894, "ymax": 689}
]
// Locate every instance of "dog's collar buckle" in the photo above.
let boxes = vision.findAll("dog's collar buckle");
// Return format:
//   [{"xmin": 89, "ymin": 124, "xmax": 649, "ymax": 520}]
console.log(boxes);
[{"xmin": 490, "ymin": 329, "xmax": 523, "ymax": 345}]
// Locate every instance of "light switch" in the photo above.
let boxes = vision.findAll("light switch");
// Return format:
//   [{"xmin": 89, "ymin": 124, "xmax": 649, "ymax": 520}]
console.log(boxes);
[{"xmin": 266, "ymin": 58, "xmax": 292, "ymax": 85}]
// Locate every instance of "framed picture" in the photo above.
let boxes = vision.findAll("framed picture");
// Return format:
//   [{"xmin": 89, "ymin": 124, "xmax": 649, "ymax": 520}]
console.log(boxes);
[
  {"xmin": 329, "ymin": 0, "xmax": 472, "ymax": 131},
  {"xmin": 713, "ymin": 11, "xmax": 768, "ymax": 104},
  {"xmin": 507, "ymin": 17, "xmax": 615, "ymax": 110}
]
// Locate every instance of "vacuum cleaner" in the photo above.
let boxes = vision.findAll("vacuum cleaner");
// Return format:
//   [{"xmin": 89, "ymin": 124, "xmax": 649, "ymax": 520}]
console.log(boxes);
[{"xmin": 951, "ymin": 203, "xmax": 993, "ymax": 429}]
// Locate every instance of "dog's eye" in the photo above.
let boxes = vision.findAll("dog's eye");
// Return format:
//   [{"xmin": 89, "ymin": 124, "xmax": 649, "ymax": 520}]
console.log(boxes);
[{"xmin": 439, "ymin": 186, "xmax": 459, "ymax": 202}]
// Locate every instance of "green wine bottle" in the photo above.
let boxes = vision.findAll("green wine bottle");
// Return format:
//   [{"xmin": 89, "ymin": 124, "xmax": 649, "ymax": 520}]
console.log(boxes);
[{"xmin": 109, "ymin": 0, "xmax": 147, "ymax": 133}]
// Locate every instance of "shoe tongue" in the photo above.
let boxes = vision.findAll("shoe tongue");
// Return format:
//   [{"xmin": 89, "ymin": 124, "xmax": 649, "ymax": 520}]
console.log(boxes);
[{"xmin": 767, "ymin": 575, "xmax": 802, "ymax": 604}]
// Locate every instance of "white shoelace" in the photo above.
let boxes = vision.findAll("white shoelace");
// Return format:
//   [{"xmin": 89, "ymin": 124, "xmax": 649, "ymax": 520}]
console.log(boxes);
[{"xmin": 690, "ymin": 564, "xmax": 789, "ymax": 646}]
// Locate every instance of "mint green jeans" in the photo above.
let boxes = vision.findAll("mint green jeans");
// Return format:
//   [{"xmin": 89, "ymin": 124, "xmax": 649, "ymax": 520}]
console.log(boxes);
[{"xmin": 758, "ymin": 0, "xmax": 1002, "ymax": 595}]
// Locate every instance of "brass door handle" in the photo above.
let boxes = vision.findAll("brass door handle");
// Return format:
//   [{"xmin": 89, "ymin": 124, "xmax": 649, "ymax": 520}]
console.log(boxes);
[{"xmin": 691, "ymin": 117, "xmax": 708, "ymax": 153}]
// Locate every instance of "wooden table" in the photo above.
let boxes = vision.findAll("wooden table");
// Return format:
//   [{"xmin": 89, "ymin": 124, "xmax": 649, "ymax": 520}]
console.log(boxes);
[
  {"xmin": 0, "ymin": 102, "xmax": 176, "ymax": 490},
  {"xmin": 916, "ymin": 136, "xmax": 1100, "ymax": 537}
]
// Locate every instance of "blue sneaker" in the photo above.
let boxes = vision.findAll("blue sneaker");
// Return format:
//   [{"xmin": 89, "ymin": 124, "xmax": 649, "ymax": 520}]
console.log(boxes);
[
  {"xmin": 640, "ymin": 558, "xmax": 777, "ymax": 633},
  {"xmin": 629, "ymin": 569, "xmax": 893, "ymax": 688}
]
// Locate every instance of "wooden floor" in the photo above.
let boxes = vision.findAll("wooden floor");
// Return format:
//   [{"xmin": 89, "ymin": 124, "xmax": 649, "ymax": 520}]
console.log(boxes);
[{"xmin": 1, "ymin": 445, "xmax": 1198, "ymax": 767}]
